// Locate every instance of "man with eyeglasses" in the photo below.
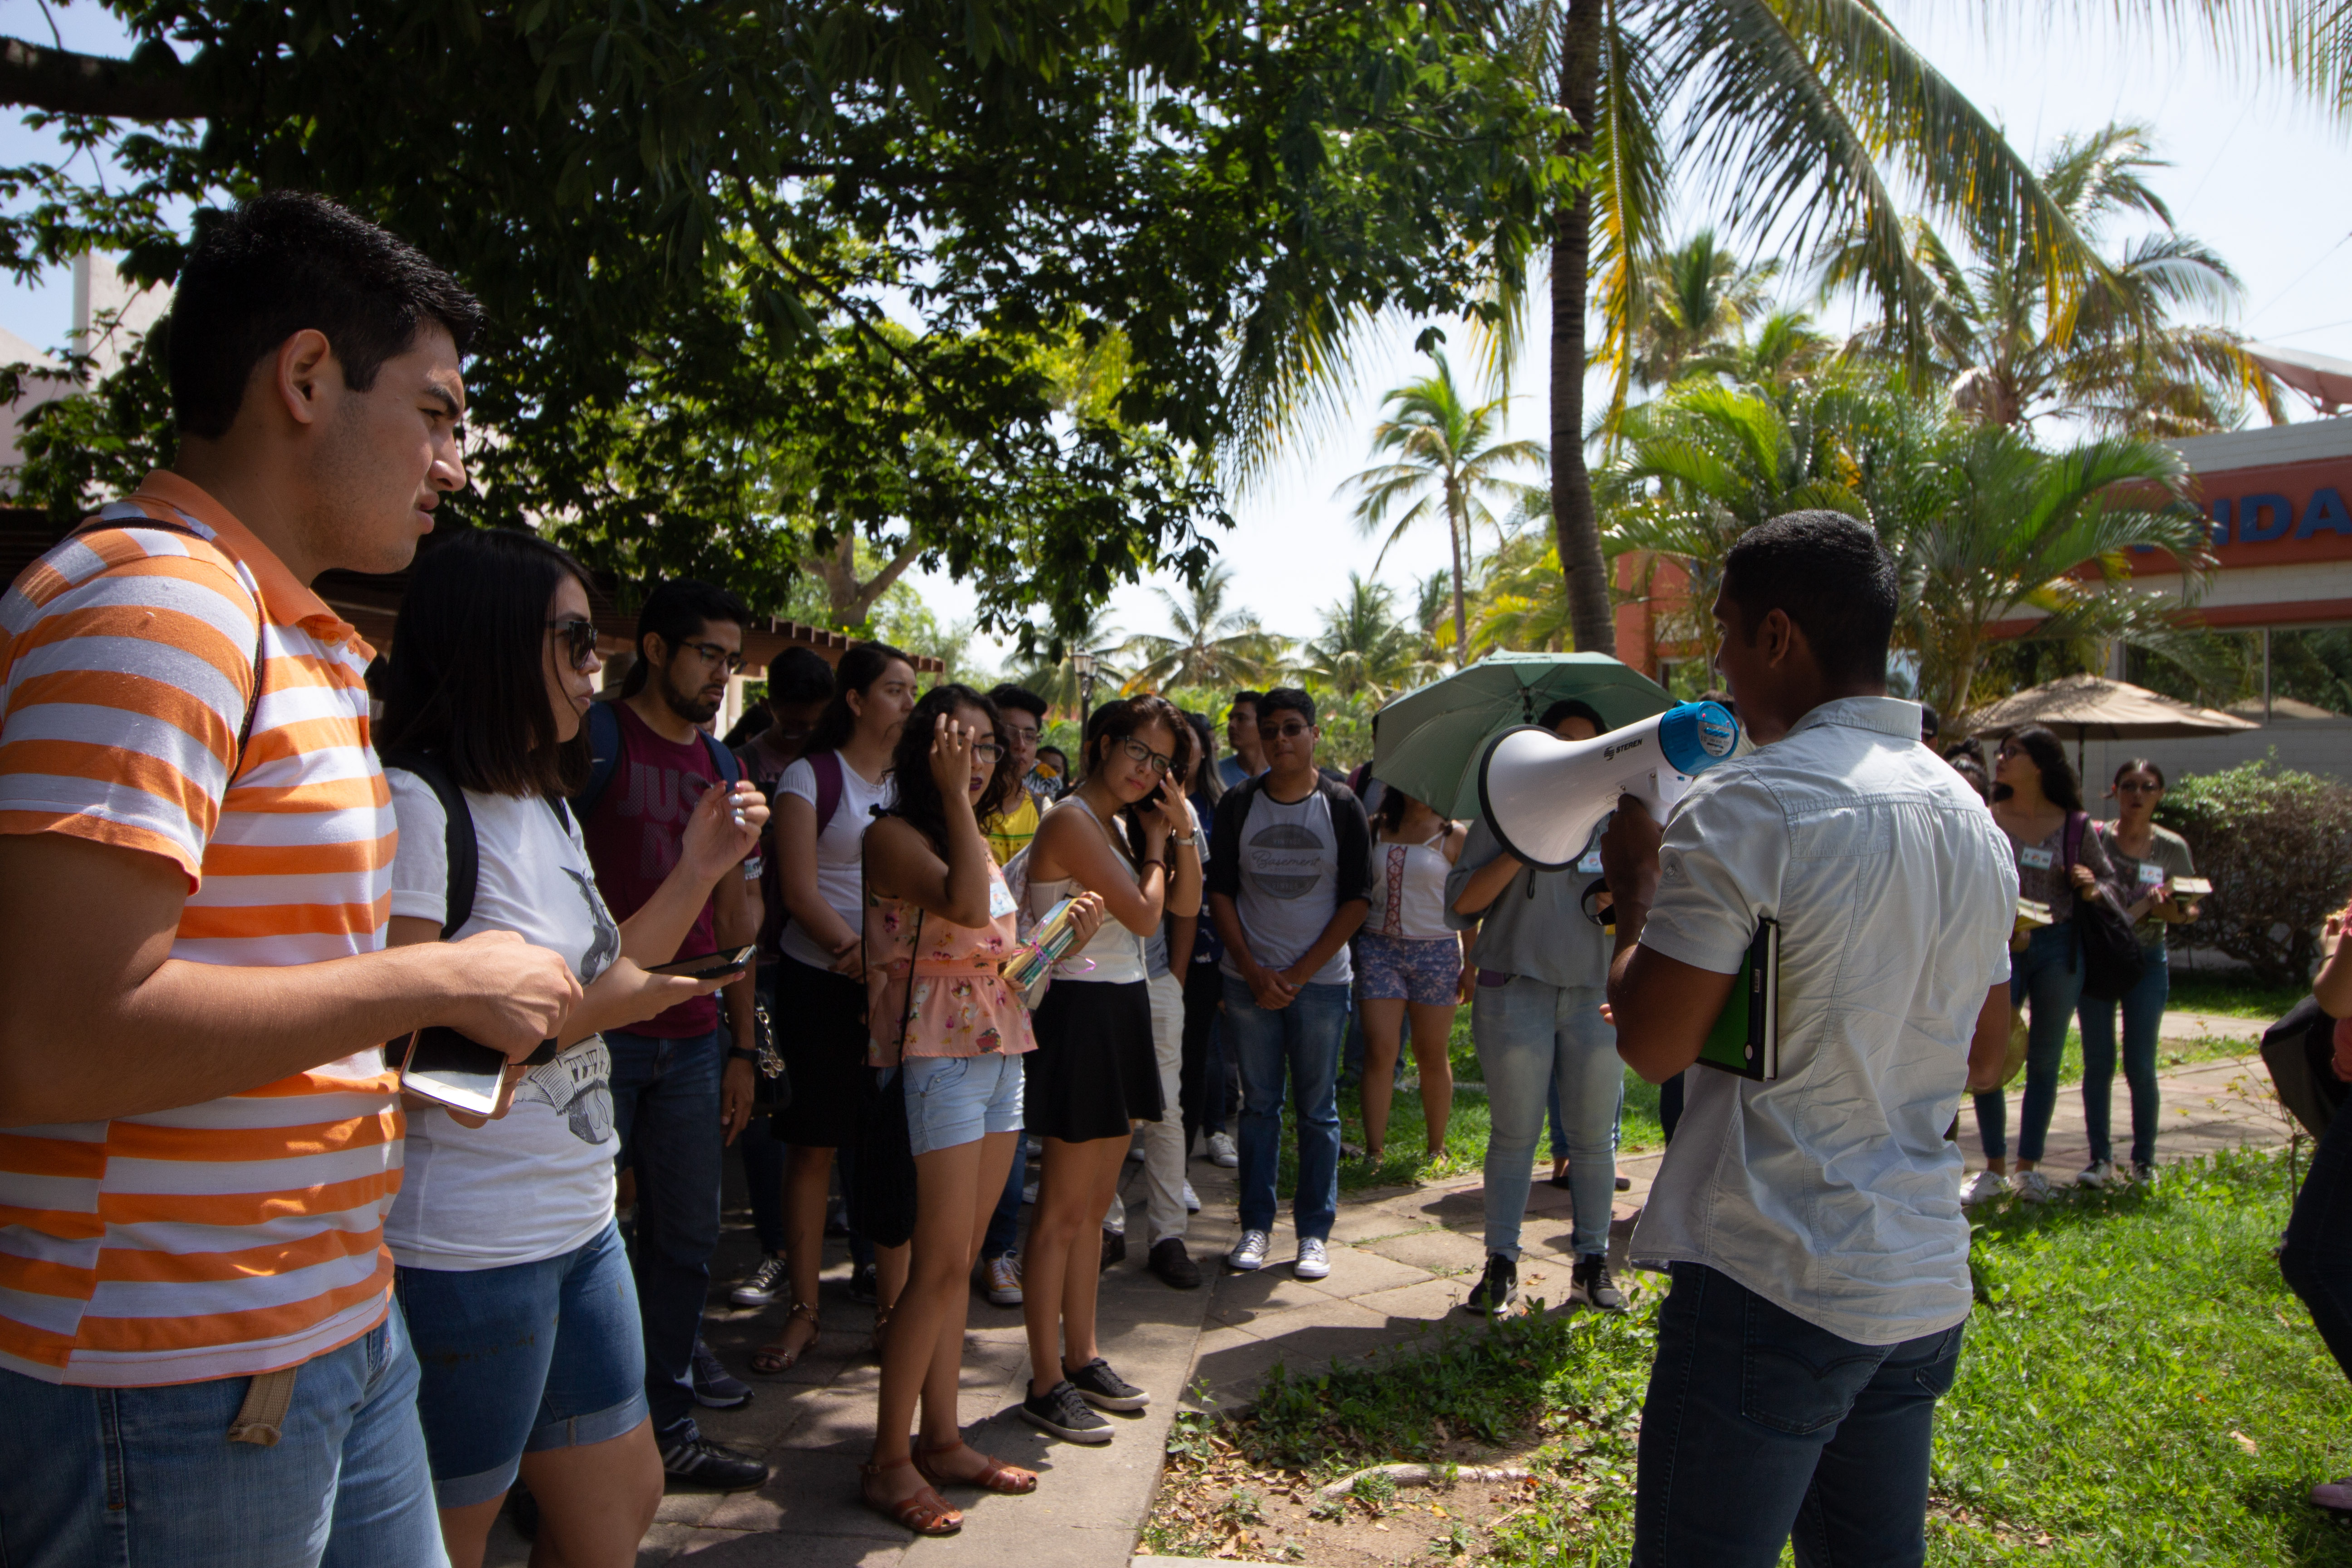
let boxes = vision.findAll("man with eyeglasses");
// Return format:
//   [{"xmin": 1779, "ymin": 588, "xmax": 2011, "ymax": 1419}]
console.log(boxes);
[
  {"xmin": 576, "ymin": 578, "xmax": 770, "ymax": 1491},
  {"xmin": 1208, "ymin": 688, "xmax": 1374, "ymax": 1280}
]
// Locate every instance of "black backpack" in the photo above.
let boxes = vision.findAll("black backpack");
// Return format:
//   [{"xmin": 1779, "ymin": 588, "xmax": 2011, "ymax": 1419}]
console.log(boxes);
[
  {"xmin": 2065, "ymin": 813, "xmax": 2146, "ymax": 1004},
  {"xmin": 381, "ymin": 749, "xmax": 572, "ymax": 938}
]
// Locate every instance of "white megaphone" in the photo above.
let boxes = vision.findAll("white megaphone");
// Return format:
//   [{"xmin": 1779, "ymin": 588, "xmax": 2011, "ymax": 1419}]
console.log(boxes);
[{"xmin": 1476, "ymin": 701, "xmax": 1743, "ymax": 869}]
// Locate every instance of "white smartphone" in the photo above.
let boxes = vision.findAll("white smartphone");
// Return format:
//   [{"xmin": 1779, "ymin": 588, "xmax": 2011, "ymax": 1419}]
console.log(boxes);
[{"xmin": 398, "ymin": 1026, "xmax": 507, "ymax": 1117}]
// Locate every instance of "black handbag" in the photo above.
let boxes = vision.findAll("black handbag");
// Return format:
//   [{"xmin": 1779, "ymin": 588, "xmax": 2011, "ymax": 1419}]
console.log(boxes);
[
  {"xmin": 843, "ymin": 899, "xmax": 920, "ymax": 1250},
  {"xmin": 2066, "ymin": 813, "xmax": 2146, "ymax": 1004},
  {"xmin": 2261, "ymin": 995, "xmax": 2349, "ymax": 1139}
]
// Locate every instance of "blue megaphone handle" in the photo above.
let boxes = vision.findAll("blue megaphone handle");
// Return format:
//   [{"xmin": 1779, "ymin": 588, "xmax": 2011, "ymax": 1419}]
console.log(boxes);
[{"xmin": 1656, "ymin": 701, "xmax": 1741, "ymax": 777}]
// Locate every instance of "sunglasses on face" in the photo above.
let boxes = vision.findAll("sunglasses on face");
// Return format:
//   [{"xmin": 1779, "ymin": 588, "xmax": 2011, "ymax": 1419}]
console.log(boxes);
[
  {"xmin": 2117, "ymin": 779, "xmax": 2162, "ymax": 794},
  {"xmin": 1115, "ymin": 736, "xmax": 1174, "ymax": 776},
  {"xmin": 1258, "ymin": 721, "xmax": 1310, "ymax": 741},
  {"xmin": 676, "ymin": 638, "xmax": 745, "ymax": 675},
  {"xmin": 546, "ymin": 617, "xmax": 599, "ymax": 671}
]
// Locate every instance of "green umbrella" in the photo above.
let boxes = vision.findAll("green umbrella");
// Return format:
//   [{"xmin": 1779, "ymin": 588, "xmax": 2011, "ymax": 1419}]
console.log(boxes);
[{"xmin": 1370, "ymin": 652, "xmax": 1676, "ymax": 821}]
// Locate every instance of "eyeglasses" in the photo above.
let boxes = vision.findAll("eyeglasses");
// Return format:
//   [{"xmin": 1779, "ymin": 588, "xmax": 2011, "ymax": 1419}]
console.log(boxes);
[
  {"xmin": 546, "ymin": 617, "xmax": 599, "ymax": 671},
  {"xmin": 1116, "ymin": 736, "xmax": 1175, "ymax": 776},
  {"xmin": 677, "ymin": 638, "xmax": 744, "ymax": 674},
  {"xmin": 2117, "ymin": 779, "xmax": 2162, "ymax": 794},
  {"xmin": 1258, "ymin": 721, "xmax": 1311, "ymax": 741},
  {"xmin": 1995, "ymin": 744, "xmax": 2024, "ymax": 760},
  {"xmin": 973, "ymin": 742, "xmax": 1004, "ymax": 764}
]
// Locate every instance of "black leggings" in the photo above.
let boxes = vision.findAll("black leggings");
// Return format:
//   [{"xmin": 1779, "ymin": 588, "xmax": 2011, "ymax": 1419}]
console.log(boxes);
[
  {"xmin": 2284, "ymin": 1100, "xmax": 2352, "ymax": 1388},
  {"xmin": 1179, "ymin": 961, "xmax": 1227, "ymax": 1148}
]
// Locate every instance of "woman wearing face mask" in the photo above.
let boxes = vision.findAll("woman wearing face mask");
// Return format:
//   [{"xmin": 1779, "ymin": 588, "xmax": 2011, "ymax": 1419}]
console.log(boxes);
[
  {"xmin": 857, "ymin": 686, "xmax": 1106, "ymax": 1533},
  {"xmin": 376, "ymin": 530, "xmax": 767, "ymax": 1568},
  {"xmin": 1964, "ymin": 725, "xmax": 2120, "ymax": 1205},
  {"xmin": 2075, "ymin": 759, "xmax": 2200, "ymax": 1187},
  {"xmin": 754, "ymin": 642, "xmax": 920, "ymax": 1374},
  {"xmin": 1015, "ymin": 696, "xmax": 1200, "ymax": 1444}
]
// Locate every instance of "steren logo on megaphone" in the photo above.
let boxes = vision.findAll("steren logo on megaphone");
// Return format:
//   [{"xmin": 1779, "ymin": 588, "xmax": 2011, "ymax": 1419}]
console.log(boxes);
[{"xmin": 1476, "ymin": 701, "xmax": 1744, "ymax": 871}]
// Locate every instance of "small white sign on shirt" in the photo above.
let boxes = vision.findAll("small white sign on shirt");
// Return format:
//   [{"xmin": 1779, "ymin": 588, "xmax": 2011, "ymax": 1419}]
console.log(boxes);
[
  {"xmin": 2017, "ymin": 845, "xmax": 2055, "ymax": 870},
  {"xmin": 988, "ymin": 878, "xmax": 1019, "ymax": 919},
  {"xmin": 1575, "ymin": 849, "xmax": 1604, "ymax": 874},
  {"xmin": 2137, "ymin": 860, "xmax": 2166, "ymax": 886}
]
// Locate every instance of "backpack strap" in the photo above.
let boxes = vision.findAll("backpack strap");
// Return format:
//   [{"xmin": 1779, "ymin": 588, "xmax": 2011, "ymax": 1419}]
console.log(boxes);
[
  {"xmin": 2063, "ymin": 810, "xmax": 2087, "ymax": 871},
  {"xmin": 381, "ymin": 750, "xmax": 479, "ymax": 939},
  {"xmin": 701, "ymin": 730, "xmax": 742, "ymax": 788},
  {"xmin": 811, "ymin": 748, "xmax": 846, "ymax": 832},
  {"xmin": 578, "ymin": 700, "xmax": 624, "ymax": 817},
  {"xmin": 70, "ymin": 513, "xmax": 267, "ymax": 778}
]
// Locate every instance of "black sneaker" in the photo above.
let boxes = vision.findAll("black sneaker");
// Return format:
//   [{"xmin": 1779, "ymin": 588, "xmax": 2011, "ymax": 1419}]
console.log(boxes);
[
  {"xmin": 660, "ymin": 1435, "xmax": 770, "ymax": 1491},
  {"xmin": 1148, "ymin": 1237, "xmax": 1202, "ymax": 1289},
  {"xmin": 1100, "ymin": 1229, "xmax": 1126, "ymax": 1270},
  {"xmin": 1021, "ymin": 1379, "xmax": 1113, "ymax": 1443},
  {"xmin": 691, "ymin": 1338, "xmax": 752, "ymax": 1410},
  {"xmin": 1065, "ymin": 1356, "xmax": 1149, "ymax": 1411},
  {"xmin": 1464, "ymin": 1254, "xmax": 1517, "ymax": 1318},
  {"xmin": 1571, "ymin": 1253, "xmax": 1627, "ymax": 1313},
  {"xmin": 848, "ymin": 1262, "xmax": 878, "ymax": 1305}
]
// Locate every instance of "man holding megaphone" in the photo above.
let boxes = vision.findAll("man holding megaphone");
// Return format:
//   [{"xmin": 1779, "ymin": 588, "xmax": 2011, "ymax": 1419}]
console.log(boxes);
[{"xmin": 1592, "ymin": 512, "xmax": 2015, "ymax": 1568}]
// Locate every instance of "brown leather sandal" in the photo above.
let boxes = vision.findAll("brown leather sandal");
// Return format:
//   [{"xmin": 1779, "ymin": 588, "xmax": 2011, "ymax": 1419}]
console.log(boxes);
[
  {"xmin": 749, "ymin": 1302, "xmax": 819, "ymax": 1375},
  {"xmin": 861, "ymin": 1455, "xmax": 962, "ymax": 1535},
  {"xmin": 866, "ymin": 1301, "xmax": 893, "ymax": 1359},
  {"xmin": 915, "ymin": 1438, "xmax": 1039, "ymax": 1496}
]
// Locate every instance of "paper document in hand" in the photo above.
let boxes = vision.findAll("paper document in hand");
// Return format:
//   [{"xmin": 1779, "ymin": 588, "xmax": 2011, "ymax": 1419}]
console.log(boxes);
[{"xmin": 1697, "ymin": 920, "xmax": 1779, "ymax": 1082}]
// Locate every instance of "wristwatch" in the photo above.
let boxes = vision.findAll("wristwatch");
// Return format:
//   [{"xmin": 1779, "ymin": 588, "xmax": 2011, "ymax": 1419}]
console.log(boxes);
[
  {"xmin": 726, "ymin": 1045, "xmax": 758, "ymax": 1063},
  {"xmin": 1171, "ymin": 833, "xmax": 1196, "ymax": 846}
]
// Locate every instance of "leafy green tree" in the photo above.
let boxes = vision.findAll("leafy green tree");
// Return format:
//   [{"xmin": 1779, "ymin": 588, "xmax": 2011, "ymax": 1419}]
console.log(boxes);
[
  {"xmin": 0, "ymin": 1, "xmax": 1559, "ymax": 637},
  {"xmin": 1119, "ymin": 561, "xmax": 1285, "ymax": 692},
  {"xmin": 1623, "ymin": 229, "xmax": 1780, "ymax": 391},
  {"xmin": 1302, "ymin": 573, "xmax": 1436, "ymax": 700},
  {"xmin": 1826, "ymin": 122, "xmax": 2284, "ymax": 436},
  {"xmin": 1338, "ymin": 351, "xmax": 1545, "ymax": 666}
]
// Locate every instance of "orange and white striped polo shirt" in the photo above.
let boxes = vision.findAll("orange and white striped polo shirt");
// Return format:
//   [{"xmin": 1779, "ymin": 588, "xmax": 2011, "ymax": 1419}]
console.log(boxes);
[{"xmin": 0, "ymin": 470, "xmax": 401, "ymax": 1387}]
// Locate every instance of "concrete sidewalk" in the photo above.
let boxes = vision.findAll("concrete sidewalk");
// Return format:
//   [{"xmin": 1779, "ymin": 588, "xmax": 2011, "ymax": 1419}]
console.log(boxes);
[{"xmin": 489, "ymin": 1014, "xmax": 2291, "ymax": 1566}]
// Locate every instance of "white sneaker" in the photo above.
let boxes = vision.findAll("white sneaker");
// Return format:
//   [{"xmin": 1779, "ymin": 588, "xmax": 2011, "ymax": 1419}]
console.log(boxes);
[
  {"xmin": 1294, "ymin": 1237, "xmax": 1330, "ymax": 1280},
  {"xmin": 2012, "ymin": 1170, "xmax": 2054, "ymax": 1204},
  {"xmin": 1022, "ymin": 1175, "xmax": 1040, "ymax": 1206},
  {"xmin": 1227, "ymin": 1229, "xmax": 1271, "ymax": 1271},
  {"xmin": 1207, "ymin": 1132, "xmax": 1240, "ymax": 1168},
  {"xmin": 1127, "ymin": 1139, "xmax": 1146, "ymax": 1163},
  {"xmin": 1959, "ymin": 1170, "xmax": 2008, "ymax": 1206},
  {"xmin": 1182, "ymin": 1180, "xmax": 1200, "ymax": 1213},
  {"xmin": 2076, "ymin": 1160, "xmax": 2116, "ymax": 1189}
]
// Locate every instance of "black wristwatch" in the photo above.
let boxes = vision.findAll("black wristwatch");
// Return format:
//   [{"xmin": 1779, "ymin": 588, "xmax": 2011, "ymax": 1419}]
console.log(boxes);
[{"xmin": 726, "ymin": 1045, "xmax": 758, "ymax": 1063}]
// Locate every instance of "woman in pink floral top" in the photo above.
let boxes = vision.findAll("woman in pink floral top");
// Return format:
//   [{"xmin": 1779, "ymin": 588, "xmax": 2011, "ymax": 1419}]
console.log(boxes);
[{"xmin": 855, "ymin": 685, "xmax": 1103, "ymax": 1536}]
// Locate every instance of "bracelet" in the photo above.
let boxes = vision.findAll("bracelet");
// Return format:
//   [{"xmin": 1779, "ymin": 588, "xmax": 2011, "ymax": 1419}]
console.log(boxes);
[{"xmin": 1171, "ymin": 833, "xmax": 1196, "ymax": 846}]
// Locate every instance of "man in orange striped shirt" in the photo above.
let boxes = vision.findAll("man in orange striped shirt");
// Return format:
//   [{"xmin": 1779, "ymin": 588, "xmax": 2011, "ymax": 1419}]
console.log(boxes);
[{"xmin": 0, "ymin": 193, "xmax": 582, "ymax": 1567}]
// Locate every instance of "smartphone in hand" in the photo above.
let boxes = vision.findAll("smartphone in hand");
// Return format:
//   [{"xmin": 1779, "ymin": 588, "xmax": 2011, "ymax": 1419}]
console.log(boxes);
[
  {"xmin": 646, "ymin": 945, "xmax": 757, "ymax": 980},
  {"xmin": 398, "ymin": 1026, "xmax": 508, "ymax": 1117}
]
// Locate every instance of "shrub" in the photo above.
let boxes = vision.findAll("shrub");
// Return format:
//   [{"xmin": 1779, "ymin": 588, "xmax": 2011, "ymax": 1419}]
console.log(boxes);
[{"xmin": 2156, "ymin": 759, "xmax": 2352, "ymax": 986}]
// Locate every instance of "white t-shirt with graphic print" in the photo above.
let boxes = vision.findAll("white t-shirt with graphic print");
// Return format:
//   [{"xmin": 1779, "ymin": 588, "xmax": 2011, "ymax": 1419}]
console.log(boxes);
[{"xmin": 383, "ymin": 770, "xmax": 625, "ymax": 1271}]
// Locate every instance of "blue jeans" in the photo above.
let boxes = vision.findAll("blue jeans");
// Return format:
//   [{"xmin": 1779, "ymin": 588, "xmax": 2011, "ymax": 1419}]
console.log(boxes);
[
  {"xmin": 0, "ymin": 1307, "xmax": 446, "ymax": 1568},
  {"xmin": 2283, "ymin": 1092, "xmax": 2352, "ymax": 1391},
  {"xmin": 1972, "ymin": 924, "xmax": 2083, "ymax": 1162},
  {"xmin": 1632, "ymin": 1263, "xmax": 1965, "ymax": 1568},
  {"xmin": 1473, "ymin": 975, "xmax": 1620, "ymax": 1258},
  {"xmin": 1224, "ymin": 975, "xmax": 1349, "ymax": 1240},
  {"xmin": 608, "ymin": 1025, "xmax": 725, "ymax": 1447},
  {"xmin": 2076, "ymin": 940, "xmax": 2167, "ymax": 1169}
]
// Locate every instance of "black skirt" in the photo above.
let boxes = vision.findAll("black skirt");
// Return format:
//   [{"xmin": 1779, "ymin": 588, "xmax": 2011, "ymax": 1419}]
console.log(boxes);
[
  {"xmin": 769, "ymin": 956, "xmax": 870, "ymax": 1148},
  {"xmin": 1024, "ymin": 978, "xmax": 1162, "ymax": 1144}
]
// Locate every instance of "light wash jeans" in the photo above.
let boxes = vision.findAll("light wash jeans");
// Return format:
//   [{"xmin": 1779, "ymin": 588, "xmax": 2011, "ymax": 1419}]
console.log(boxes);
[
  {"xmin": 1224, "ymin": 975, "xmax": 1349, "ymax": 1240},
  {"xmin": 0, "ymin": 1306, "xmax": 447, "ymax": 1568},
  {"xmin": 1473, "ymin": 973, "xmax": 1621, "ymax": 1259}
]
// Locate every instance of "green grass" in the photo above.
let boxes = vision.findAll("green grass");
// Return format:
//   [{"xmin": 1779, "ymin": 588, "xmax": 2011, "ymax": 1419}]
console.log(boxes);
[
  {"xmin": 2166, "ymin": 970, "xmax": 2309, "ymax": 1022},
  {"xmin": 1169, "ymin": 1151, "xmax": 2352, "ymax": 1566}
]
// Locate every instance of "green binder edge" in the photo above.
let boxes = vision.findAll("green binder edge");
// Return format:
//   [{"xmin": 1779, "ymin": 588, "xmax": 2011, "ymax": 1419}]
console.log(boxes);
[{"xmin": 1697, "ymin": 918, "xmax": 1778, "ymax": 1082}]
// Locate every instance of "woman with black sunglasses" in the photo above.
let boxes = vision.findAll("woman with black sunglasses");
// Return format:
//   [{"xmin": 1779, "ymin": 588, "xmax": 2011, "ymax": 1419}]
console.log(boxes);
[
  {"xmin": 1014, "ymin": 696, "xmax": 1199, "ymax": 1443},
  {"xmin": 375, "ymin": 530, "xmax": 767, "ymax": 1568}
]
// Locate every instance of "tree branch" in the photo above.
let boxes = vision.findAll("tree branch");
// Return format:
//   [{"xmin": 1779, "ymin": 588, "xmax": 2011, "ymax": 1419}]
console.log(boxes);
[{"xmin": 0, "ymin": 37, "xmax": 200, "ymax": 119}]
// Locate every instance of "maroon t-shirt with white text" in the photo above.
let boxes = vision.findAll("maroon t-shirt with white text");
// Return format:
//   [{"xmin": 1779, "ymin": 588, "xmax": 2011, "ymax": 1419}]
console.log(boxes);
[{"xmin": 581, "ymin": 701, "xmax": 722, "ymax": 1038}]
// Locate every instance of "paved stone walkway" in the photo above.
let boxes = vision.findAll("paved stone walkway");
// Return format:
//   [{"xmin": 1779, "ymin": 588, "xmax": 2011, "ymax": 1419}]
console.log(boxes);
[{"xmin": 488, "ymin": 1006, "xmax": 2290, "ymax": 1566}]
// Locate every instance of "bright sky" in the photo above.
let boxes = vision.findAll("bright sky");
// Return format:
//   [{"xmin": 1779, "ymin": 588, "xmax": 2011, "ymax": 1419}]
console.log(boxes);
[{"xmin": 4, "ymin": 3, "xmax": 2349, "ymax": 672}]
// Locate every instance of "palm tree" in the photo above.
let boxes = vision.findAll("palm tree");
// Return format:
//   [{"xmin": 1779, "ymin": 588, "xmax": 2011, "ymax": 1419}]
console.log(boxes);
[
  {"xmin": 1303, "ymin": 574, "xmax": 1438, "ymax": 700},
  {"xmin": 1826, "ymin": 122, "xmax": 2284, "ymax": 436},
  {"xmin": 1117, "ymin": 561, "xmax": 1284, "ymax": 693},
  {"xmin": 1338, "ymin": 351, "xmax": 1546, "ymax": 666},
  {"xmin": 1008, "ymin": 605, "xmax": 1128, "ymax": 715},
  {"xmin": 1625, "ymin": 230, "xmax": 1781, "ymax": 390}
]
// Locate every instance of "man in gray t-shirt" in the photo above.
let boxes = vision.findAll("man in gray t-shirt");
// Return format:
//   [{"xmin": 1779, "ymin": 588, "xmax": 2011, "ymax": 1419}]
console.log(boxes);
[{"xmin": 1206, "ymin": 689, "xmax": 1372, "ymax": 1281}]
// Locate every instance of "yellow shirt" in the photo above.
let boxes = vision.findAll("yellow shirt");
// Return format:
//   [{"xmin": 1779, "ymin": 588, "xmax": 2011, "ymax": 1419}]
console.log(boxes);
[{"xmin": 985, "ymin": 790, "xmax": 1041, "ymax": 866}]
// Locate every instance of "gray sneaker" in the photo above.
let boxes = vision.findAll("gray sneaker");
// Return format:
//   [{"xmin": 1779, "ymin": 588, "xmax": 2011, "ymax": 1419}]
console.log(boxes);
[
  {"xmin": 1207, "ymin": 1132, "xmax": 1240, "ymax": 1168},
  {"xmin": 1570, "ymin": 1253, "xmax": 1627, "ymax": 1314},
  {"xmin": 729, "ymin": 1255, "xmax": 788, "ymax": 1308},
  {"xmin": 2013, "ymin": 1170, "xmax": 2055, "ymax": 1205},
  {"xmin": 1227, "ymin": 1229, "xmax": 1271, "ymax": 1271}
]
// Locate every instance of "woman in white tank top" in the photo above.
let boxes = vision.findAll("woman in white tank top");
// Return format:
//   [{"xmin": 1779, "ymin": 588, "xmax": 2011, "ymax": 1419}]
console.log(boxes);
[
  {"xmin": 1012, "ymin": 696, "xmax": 1200, "ymax": 1444},
  {"xmin": 1354, "ymin": 785, "xmax": 1466, "ymax": 1164}
]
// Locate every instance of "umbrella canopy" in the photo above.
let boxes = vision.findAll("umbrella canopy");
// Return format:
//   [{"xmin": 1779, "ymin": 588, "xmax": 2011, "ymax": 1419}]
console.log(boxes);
[
  {"xmin": 1370, "ymin": 652, "xmax": 1675, "ymax": 821},
  {"xmin": 1967, "ymin": 674, "xmax": 2259, "ymax": 742}
]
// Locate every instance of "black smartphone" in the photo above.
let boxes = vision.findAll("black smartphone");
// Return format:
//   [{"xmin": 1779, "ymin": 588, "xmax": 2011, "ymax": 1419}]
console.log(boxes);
[
  {"xmin": 647, "ymin": 945, "xmax": 757, "ymax": 980},
  {"xmin": 398, "ymin": 1026, "xmax": 508, "ymax": 1116}
]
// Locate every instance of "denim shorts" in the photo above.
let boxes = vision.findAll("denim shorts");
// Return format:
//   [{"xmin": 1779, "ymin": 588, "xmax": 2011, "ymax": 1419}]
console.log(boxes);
[
  {"xmin": 904, "ymin": 1051, "xmax": 1026, "ymax": 1157},
  {"xmin": 393, "ymin": 1219, "xmax": 648, "ymax": 1509},
  {"xmin": 1356, "ymin": 931, "xmax": 1464, "ymax": 1004}
]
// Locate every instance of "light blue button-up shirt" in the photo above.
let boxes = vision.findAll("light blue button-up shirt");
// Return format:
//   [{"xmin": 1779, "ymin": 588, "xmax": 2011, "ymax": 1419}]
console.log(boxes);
[{"xmin": 1632, "ymin": 696, "xmax": 2015, "ymax": 1345}]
